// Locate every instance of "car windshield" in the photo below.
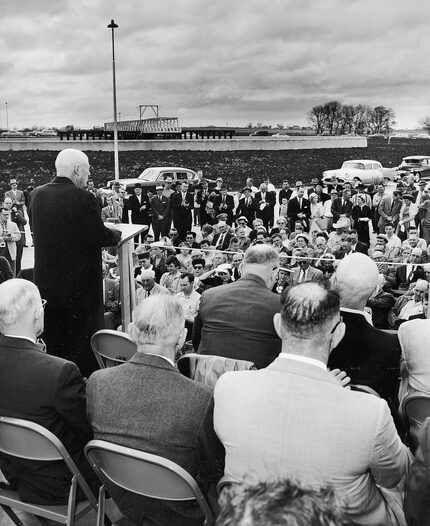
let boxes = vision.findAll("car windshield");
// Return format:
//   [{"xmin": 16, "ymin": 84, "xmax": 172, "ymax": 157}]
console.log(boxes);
[
  {"xmin": 139, "ymin": 169, "xmax": 158, "ymax": 181},
  {"xmin": 403, "ymin": 159, "xmax": 423, "ymax": 165},
  {"xmin": 342, "ymin": 162, "xmax": 365, "ymax": 170}
]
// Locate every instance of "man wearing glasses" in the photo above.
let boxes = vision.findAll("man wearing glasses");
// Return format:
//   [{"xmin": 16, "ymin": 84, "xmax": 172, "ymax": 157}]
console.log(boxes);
[{"xmin": 0, "ymin": 278, "xmax": 97, "ymax": 505}]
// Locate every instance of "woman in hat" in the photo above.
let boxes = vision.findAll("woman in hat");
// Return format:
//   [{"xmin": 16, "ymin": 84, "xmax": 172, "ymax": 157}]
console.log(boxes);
[
  {"xmin": 397, "ymin": 194, "xmax": 418, "ymax": 241},
  {"xmin": 352, "ymin": 194, "xmax": 372, "ymax": 245}
]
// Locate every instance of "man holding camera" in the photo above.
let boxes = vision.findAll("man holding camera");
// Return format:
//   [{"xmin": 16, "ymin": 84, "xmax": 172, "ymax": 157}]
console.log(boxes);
[
  {"xmin": 0, "ymin": 203, "xmax": 21, "ymax": 276},
  {"xmin": 3, "ymin": 197, "xmax": 27, "ymax": 275}
]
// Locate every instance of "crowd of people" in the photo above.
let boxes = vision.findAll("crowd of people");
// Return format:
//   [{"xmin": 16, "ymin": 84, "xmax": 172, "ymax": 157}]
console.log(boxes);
[{"xmin": 3, "ymin": 150, "xmax": 430, "ymax": 525}]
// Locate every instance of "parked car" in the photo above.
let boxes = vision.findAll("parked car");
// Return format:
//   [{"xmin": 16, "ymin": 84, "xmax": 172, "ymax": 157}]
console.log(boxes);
[
  {"xmin": 389, "ymin": 133, "xmax": 410, "ymax": 139},
  {"xmin": 0, "ymin": 130, "xmax": 24, "ymax": 138},
  {"xmin": 271, "ymin": 132, "xmax": 291, "ymax": 138},
  {"xmin": 322, "ymin": 160, "xmax": 396, "ymax": 186},
  {"xmin": 368, "ymin": 133, "xmax": 387, "ymax": 139},
  {"xmin": 249, "ymin": 130, "xmax": 269, "ymax": 137},
  {"xmin": 396, "ymin": 156, "xmax": 430, "ymax": 180},
  {"xmin": 32, "ymin": 128, "xmax": 57, "ymax": 137},
  {"xmin": 107, "ymin": 167, "xmax": 216, "ymax": 194}
]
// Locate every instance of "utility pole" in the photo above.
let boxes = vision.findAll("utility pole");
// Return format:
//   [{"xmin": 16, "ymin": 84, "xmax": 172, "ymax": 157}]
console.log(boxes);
[{"xmin": 107, "ymin": 19, "xmax": 119, "ymax": 180}]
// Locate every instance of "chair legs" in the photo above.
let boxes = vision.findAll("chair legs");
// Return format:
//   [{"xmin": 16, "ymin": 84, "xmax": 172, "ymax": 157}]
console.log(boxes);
[{"xmin": 1, "ymin": 505, "xmax": 25, "ymax": 526}]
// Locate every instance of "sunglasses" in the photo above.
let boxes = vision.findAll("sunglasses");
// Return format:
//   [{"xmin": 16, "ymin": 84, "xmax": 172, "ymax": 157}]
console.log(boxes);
[{"xmin": 193, "ymin": 265, "xmax": 203, "ymax": 269}]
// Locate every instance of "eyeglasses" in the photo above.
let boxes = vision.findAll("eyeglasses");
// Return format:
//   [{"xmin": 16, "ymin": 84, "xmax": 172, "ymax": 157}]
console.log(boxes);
[
  {"xmin": 41, "ymin": 299, "xmax": 47, "ymax": 309},
  {"xmin": 193, "ymin": 265, "xmax": 203, "ymax": 269},
  {"xmin": 330, "ymin": 316, "xmax": 343, "ymax": 335}
]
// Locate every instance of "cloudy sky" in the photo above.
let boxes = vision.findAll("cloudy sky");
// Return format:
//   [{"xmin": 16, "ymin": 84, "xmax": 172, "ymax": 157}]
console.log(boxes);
[{"xmin": 1, "ymin": 0, "xmax": 429, "ymax": 130}]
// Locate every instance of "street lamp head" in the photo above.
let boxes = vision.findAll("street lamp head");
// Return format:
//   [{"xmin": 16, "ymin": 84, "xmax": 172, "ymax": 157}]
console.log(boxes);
[{"xmin": 107, "ymin": 19, "xmax": 118, "ymax": 29}]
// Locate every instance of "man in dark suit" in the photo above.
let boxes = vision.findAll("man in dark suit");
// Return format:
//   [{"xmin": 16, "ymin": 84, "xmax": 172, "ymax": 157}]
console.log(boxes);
[
  {"xmin": 287, "ymin": 187, "xmax": 310, "ymax": 230},
  {"xmin": 171, "ymin": 181, "xmax": 194, "ymax": 241},
  {"xmin": 278, "ymin": 179, "xmax": 293, "ymax": 204},
  {"xmin": 212, "ymin": 221, "xmax": 233, "ymax": 251},
  {"xmin": 195, "ymin": 245, "xmax": 281, "ymax": 369},
  {"xmin": 28, "ymin": 149, "xmax": 121, "ymax": 376},
  {"xmin": 327, "ymin": 253, "xmax": 401, "ymax": 412},
  {"xmin": 395, "ymin": 248, "xmax": 426, "ymax": 289},
  {"xmin": 128, "ymin": 183, "xmax": 151, "ymax": 244},
  {"xmin": 87, "ymin": 294, "xmax": 224, "ymax": 526},
  {"xmin": 255, "ymin": 183, "xmax": 277, "ymax": 230},
  {"xmin": 0, "ymin": 279, "xmax": 96, "ymax": 504},
  {"xmin": 235, "ymin": 187, "xmax": 257, "ymax": 224},
  {"xmin": 213, "ymin": 186, "xmax": 235, "ymax": 225},
  {"xmin": 150, "ymin": 185, "xmax": 170, "ymax": 240},
  {"xmin": 347, "ymin": 229, "xmax": 368, "ymax": 254},
  {"xmin": 195, "ymin": 179, "xmax": 215, "ymax": 226},
  {"xmin": 331, "ymin": 190, "xmax": 353, "ymax": 222}
]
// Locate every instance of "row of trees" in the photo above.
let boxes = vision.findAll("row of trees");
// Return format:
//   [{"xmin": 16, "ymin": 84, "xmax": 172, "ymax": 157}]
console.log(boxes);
[{"xmin": 307, "ymin": 101, "xmax": 396, "ymax": 135}]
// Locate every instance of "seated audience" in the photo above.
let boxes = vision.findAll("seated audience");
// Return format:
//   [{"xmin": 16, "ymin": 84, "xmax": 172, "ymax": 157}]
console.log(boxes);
[
  {"xmin": 103, "ymin": 263, "xmax": 121, "ymax": 330},
  {"xmin": 395, "ymin": 248, "xmax": 426, "ymax": 289},
  {"xmin": 195, "ymin": 245, "xmax": 281, "ymax": 369},
  {"xmin": 159, "ymin": 255, "xmax": 182, "ymax": 293},
  {"xmin": 214, "ymin": 281, "xmax": 412, "ymax": 526},
  {"xmin": 87, "ymin": 295, "xmax": 224, "ymax": 526},
  {"xmin": 390, "ymin": 279, "xmax": 428, "ymax": 328},
  {"xmin": 216, "ymin": 479, "xmax": 348, "ymax": 526},
  {"xmin": 135, "ymin": 269, "xmax": 169, "ymax": 304},
  {"xmin": 366, "ymin": 274, "xmax": 395, "ymax": 329},
  {"xmin": 327, "ymin": 253, "xmax": 401, "ymax": 409},
  {"xmin": 288, "ymin": 249, "xmax": 323, "ymax": 285},
  {"xmin": 0, "ymin": 279, "xmax": 96, "ymax": 504},
  {"xmin": 176, "ymin": 273, "xmax": 201, "ymax": 340}
]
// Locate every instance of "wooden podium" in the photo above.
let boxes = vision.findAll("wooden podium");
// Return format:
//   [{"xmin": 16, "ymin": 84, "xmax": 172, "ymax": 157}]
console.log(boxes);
[{"xmin": 105, "ymin": 223, "xmax": 148, "ymax": 329}]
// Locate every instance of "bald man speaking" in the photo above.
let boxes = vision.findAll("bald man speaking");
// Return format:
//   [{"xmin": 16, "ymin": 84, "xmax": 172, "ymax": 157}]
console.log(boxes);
[{"xmin": 29, "ymin": 149, "xmax": 121, "ymax": 376}]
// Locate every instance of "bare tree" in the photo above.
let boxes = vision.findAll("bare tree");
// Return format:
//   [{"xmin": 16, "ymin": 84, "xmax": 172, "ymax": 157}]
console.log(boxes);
[
  {"xmin": 307, "ymin": 105, "xmax": 326, "ymax": 135},
  {"xmin": 419, "ymin": 116, "xmax": 430, "ymax": 133},
  {"xmin": 368, "ymin": 106, "xmax": 396, "ymax": 134}
]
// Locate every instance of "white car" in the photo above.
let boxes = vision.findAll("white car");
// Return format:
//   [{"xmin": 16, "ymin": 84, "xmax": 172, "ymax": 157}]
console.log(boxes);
[
  {"xmin": 322, "ymin": 160, "xmax": 396, "ymax": 186},
  {"xmin": 412, "ymin": 134, "xmax": 430, "ymax": 140},
  {"xmin": 0, "ymin": 130, "xmax": 24, "ymax": 138},
  {"xmin": 33, "ymin": 129, "xmax": 57, "ymax": 137},
  {"xmin": 107, "ymin": 166, "xmax": 215, "ymax": 194},
  {"xmin": 271, "ymin": 132, "xmax": 290, "ymax": 138}
]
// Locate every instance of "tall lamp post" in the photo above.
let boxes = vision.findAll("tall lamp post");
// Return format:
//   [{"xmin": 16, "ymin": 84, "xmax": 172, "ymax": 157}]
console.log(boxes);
[
  {"xmin": 5, "ymin": 102, "xmax": 9, "ymax": 130},
  {"xmin": 107, "ymin": 19, "xmax": 119, "ymax": 181}
]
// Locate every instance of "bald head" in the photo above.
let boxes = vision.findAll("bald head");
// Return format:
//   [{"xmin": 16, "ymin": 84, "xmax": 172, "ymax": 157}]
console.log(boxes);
[
  {"xmin": 334, "ymin": 253, "xmax": 378, "ymax": 310},
  {"xmin": 55, "ymin": 149, "xmax": 90, "ymax": 188},
  {"xmin": 0, "ymin": 279, "xmax": 44, "ymax": 337}
]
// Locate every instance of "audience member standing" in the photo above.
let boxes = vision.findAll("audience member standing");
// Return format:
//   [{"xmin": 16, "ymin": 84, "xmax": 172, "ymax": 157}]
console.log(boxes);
[
  {"xmin": 195, "ymin": 245, "xmax": 281, "ymax": 368},
  {"xmin": 128, "ymin": 183, "xmax": 151, "ymax": 244},
  {"xmin": 214, "ymin": 281, "xmax": 412, "ymax": 526},
  {"xmin": 5, "ymin": 178, "xmax": 26, "ymax": 209},
  {"xmin": 150, "ymin": 185, "xmax": 170, "ymax": 240},
  {"xmin": 28, "ymin": 149, "xmax": 121, "ymax": 376},
  {"xmin": 171, "ymin": 180, "xmax": 194, "ymax": 241},
  {"xmin": 0, "ymin": 203, "xmax": 20, "ymax": 276}
]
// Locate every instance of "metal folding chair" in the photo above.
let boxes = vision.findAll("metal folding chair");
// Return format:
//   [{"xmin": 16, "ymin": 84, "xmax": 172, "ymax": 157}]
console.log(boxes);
[
  {"xmin": 0, "ymin": 417, "xmax": 97, "ymax": 526},
  {"xmin": 85, "ymin": 439, "xmax": 214, "ymax": 526},
  {"xmin": 349, "ymin": 384, "xmax": 381, "ymax": 397},
  {"xmin": 399, "ymin": 392, "xmax": 430, "ymax": 450},
  {"xmin": 90, "ymin": 329, "xmax": 137, "ymax": 368}
]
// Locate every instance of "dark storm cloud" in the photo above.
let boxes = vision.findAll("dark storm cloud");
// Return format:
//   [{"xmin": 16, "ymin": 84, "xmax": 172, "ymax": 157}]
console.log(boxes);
[{"xmin": 1, "ymin": 0, "xmax": 429, "ymax": 128}]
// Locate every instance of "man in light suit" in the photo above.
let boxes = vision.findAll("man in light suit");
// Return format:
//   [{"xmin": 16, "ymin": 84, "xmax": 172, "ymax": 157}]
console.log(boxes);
[
  {"xmin": 195, "ymin": 245, "xmax": 281, "ymax": 369},
  {"xmin": 214, "ymin": 281, "xmax": 412, "ymax": 526},
  {"xmin": 288, "ymin": 249, "xmax": 323, "ymax": 285},
  {"xmin": 0, "ymin": 203, "xmax": 21, "ymax": 275},
  {"xmin": 87, "ymin": 294, "xmax": 224, "ymax": 526},
  {"xmin": 5, "ymin": 179, "xmax": 26, "ymax": 209},
  {"xmin": 378, "ymin": 191, "xmax": 402, "ymax": 231},
  {"xmin": 101, "ymin": 193, "xmax": 122, "ymax": 223}
]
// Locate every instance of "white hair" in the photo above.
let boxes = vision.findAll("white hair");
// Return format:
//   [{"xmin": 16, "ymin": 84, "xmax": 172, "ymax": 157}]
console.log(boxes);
[
  {"xmin": 55, "ymin": 149, "xmax": 89, "ymax": 179},
  {"xmin": 0, "ymin": 279, "xmax": 41, "ymax": 332},
  {"xmin": 334, "ymin": 253, "xmax": 378, "ymax": 308},
  {"xmin": 128, "ymin": 295, "xmax": 184, "ymax": 346}
]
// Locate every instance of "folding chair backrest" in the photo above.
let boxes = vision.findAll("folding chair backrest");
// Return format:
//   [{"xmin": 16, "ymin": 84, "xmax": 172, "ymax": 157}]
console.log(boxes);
[
  {"xmin": 0, "ymin": 417, "xmax": 63, "ymax": 461},
  {"xmin": 350, "ymin": 384, "xmax": 381, "ymax": 397},
  {"xmin": 86, "ymin": 440, "xmax": 197, "ymax": 500},
  {"xmin": 0, "ymin": 417, "xmax": 97, "ymax": 507},
  {"xmin": 91, "ymin": 329, "xmax": 137, "ymax": 368},
  {"xmin": 402, "ymin": 393, "xmax": 430, "ymax": 425},
  {"xmin": 85, "ymin": 440, "xmax": 213, "ymax": 523}
]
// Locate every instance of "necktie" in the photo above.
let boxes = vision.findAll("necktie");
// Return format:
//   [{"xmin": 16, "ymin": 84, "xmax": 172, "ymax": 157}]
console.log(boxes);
[
  {"xmin": 247, "ymin": 198, "xmax": 250, "ymax": 206},
  {"xmin": 408, "ymin": 266, "xmax": 415, "ymax": 282},
  {"xmin": 147, "ymin": 289, "xmax": 151, "ymax": 297},
  {"xmin": 299, "ymin": 198, "xmax": 302, "ymax": 209},
  {"xmin": 223, "ymin": 196, "xmax": 226, "ymax": 204}
]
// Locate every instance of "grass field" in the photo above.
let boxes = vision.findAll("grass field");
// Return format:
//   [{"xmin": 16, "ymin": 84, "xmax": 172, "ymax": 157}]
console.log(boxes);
[{"xmin": 1, "ymin": 138, "xmax": 430, "ymax": 196}]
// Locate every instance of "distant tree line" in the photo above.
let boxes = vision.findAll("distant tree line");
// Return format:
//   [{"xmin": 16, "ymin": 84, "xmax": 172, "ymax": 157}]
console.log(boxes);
[{"xmin": 307, "ymin": 101, "xmax": 396, "ymax": 135}]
